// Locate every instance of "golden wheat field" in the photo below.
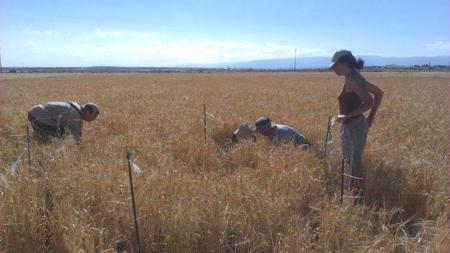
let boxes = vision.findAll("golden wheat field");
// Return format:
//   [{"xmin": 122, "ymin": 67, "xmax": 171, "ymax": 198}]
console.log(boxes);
[{"xmin": 0, "ymin": 71, "xmax": 448, "ymax": 252}]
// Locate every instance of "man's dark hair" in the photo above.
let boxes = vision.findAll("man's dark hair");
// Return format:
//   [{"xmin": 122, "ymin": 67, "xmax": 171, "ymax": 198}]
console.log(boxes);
[
  {"xmin": 82, "ymin": 104, "xmax": 98, "ymax": 114},
  {"xmin": 255, "ymin": 116, "xmax": 271, "ymax": 127}
]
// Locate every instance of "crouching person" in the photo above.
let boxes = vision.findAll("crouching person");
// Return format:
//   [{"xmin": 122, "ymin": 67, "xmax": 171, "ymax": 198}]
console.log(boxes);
[
  {"xmin": 27, "ymin": 101, "xmax": 99, "ymax": 144},
  {"xmin": 255, "ymin": 116, "xmax": 310, "ymax": 150}
]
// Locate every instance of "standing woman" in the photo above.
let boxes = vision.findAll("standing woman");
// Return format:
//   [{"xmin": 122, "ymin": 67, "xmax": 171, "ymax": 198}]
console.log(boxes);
[{"xmin": 329, "ymin": 50, "xmax": 384, "ymax": 202}]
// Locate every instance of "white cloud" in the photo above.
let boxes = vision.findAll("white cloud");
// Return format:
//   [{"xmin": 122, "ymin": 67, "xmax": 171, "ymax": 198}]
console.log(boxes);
[
  {"xmin": 81, "ymin": 29, "xmax": 329, "ymax": 64},
  {"xmin": 425, "ymin": 41, "xmax": 450, "ymax": 51},
  {"xmin": 17, "ymin": 28, "xmax": 329, "ymax": 66},
  {"xmin": 26, "ymin": 40, "xmax": 38, "ymax": 49},
  {"xmin": 23, "ymin": 28, "xmax": 54, "ymax": 35},
  {"xmin": 136, "ymin": 31, "xmax": 167, "ymax": 39},
  {"xmin": 89, "ymin": 28, "xmax": 123, "ymax": 38},
  {"xmin": 76, "ymin": 34, "xmax": 327, "ymax": 65}
]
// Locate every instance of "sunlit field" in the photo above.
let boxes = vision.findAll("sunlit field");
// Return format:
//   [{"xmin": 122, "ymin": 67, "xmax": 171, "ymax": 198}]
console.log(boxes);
[{"xmin": 0, "ymin": 71, "xmax": 448, "ymax": 252}]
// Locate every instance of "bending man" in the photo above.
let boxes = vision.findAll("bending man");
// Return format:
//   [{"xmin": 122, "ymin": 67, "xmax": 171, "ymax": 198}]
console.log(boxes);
[
  {"xmin": 255, "ymin": 116, "xmax": 310, "ymax": 149},
  {"xmin": 27, "ymin": 101, "xmax": 99, "ymax": 144}
]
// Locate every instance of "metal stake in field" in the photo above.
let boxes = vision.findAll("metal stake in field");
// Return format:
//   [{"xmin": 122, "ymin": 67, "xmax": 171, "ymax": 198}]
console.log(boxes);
[
  {"xmin": 323, "ymin": 116, "xmax": 333, "ymax": 164},
  {"xmin": 202, "ymin": 104, "xmax": 208, "ymax": 171},
  {"xmin": 126, "ymin": 151, "xmax": 141, "ymax": 253},
  {"xmin": 26, "ymin": 125, "xmax": 32, "ymax": 172},
  {"xmin": 340, "ymin": 159, "xmax": 345, "ymax": 204},
  {"xmin": 203, "ymin": 104, "xmax": 207, "ymax": 144}
]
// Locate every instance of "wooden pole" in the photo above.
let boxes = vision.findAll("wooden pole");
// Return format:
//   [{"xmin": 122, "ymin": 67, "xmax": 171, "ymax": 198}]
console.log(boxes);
[{"xmin": 126, "ymin": 155, "xmax": 141, "ymax": 253}]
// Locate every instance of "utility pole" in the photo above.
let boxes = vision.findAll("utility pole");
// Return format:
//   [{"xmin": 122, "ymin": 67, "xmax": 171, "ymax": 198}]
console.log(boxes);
[{"xmin": 293, "ymin": 48, "xmax": 297, "ymax": 71}]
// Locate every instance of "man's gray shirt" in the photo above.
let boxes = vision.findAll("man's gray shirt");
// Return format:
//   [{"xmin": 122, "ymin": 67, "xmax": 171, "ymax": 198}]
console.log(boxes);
[
  {"xmin": 28, "ymin": 102, "xmax": 83, "ymax": 142},
  {"xmin": 270, "ymin": 124, "xmax": 309, "ymax": 146}
]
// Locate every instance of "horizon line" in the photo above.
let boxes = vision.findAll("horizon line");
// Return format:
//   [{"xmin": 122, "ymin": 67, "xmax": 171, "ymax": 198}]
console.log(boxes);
[{"xmin": 2, "ymin": 55, "xmax": 449, "ymax": 69}]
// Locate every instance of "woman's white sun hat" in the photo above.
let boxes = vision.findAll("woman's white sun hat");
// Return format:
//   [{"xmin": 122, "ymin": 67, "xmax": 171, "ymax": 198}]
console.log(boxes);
[{"xmin": 329, "ymin": 49, "xmax": 352, "ymax": 69}]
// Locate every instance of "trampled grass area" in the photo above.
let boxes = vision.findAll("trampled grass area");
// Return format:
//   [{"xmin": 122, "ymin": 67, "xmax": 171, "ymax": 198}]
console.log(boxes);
[{"xmin": 0, "ymin": 72, "xmax": 448, "ymax": 252}]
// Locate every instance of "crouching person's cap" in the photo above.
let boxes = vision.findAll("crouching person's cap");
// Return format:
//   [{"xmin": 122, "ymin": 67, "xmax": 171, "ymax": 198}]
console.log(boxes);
[{"xmin": 83, "ymin": 103, "xmax": 100, "ymax": 115}]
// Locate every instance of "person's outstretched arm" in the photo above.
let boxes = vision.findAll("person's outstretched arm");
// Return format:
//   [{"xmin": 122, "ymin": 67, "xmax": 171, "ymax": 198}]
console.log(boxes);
[
  {"xmin": 294, "ymin": 131, "xmax": 310, "ymax": 148},
  {"xmin": 69, "ymin": 119, "xmax": 83, "ymax": 145}
]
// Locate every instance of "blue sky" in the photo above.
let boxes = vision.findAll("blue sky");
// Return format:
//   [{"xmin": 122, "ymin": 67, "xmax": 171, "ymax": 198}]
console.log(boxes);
[{"xmin": 1, "ymin": 0, "xmax": 449, "ymax": 67}]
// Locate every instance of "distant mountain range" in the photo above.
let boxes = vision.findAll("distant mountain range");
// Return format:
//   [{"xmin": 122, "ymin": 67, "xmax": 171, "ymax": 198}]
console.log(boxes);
[
  {"xmin": 188, "ymin": 55, "xmax": 450, "ymax": 69},
  {"xmin": 4, "ymin": 55, "xmax": 449, "ymax": 72}
]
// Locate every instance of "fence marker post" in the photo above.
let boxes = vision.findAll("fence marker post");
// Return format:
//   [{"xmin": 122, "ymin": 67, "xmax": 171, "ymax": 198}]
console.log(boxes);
[
  {"xmin": 323, "ymin": 116, "xmax": 332, "ymax": 164},
  {"xmin": 203, "ymin": 104, "xmax": 207, "ymax": 144},
  {"xmin": 340, "ymin": 159, "xmax": 345, "ymax": 204},
  {"xmin": 126, "ymin": 151, "xmax": 141, "ymax": 253},
  {"xmin": 203, "ymin": 104, "xmax": 208, "ymax": 172}
]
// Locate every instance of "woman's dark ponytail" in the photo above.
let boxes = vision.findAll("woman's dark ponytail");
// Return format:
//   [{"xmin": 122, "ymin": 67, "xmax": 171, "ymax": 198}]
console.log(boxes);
[
  {"xmin": 355, "ymin": 58, "xmax": 364, "ymax": 70},
  {"xmin": 337, "ymin": 54, "xmax": 365, "ymax": 70}
]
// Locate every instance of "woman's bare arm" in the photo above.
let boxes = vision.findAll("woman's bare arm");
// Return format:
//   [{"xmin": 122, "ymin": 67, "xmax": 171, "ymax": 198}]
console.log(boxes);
[{"xmin": 365, "ymin": 80, "xmax": 384, "ymax": 127}]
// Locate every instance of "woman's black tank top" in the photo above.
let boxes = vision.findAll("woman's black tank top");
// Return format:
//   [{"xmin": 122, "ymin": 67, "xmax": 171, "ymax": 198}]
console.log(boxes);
[
  {"xmin": 338, "ymin": 87, "xmax": 361, "ymax": 115},
  {"xmin": 338, "ymin": 69, "xmax": 364, "ymax": 120}
]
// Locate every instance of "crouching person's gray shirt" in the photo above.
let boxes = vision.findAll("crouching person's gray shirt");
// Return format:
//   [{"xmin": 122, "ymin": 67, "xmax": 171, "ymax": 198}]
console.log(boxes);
[
  {"xmin": 270, "ymin": 124, "xmax": 309, "ymax": 146},
  {"xmin": 28, "ymin": 102, "xmax": 83, "ymax": 143}
]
